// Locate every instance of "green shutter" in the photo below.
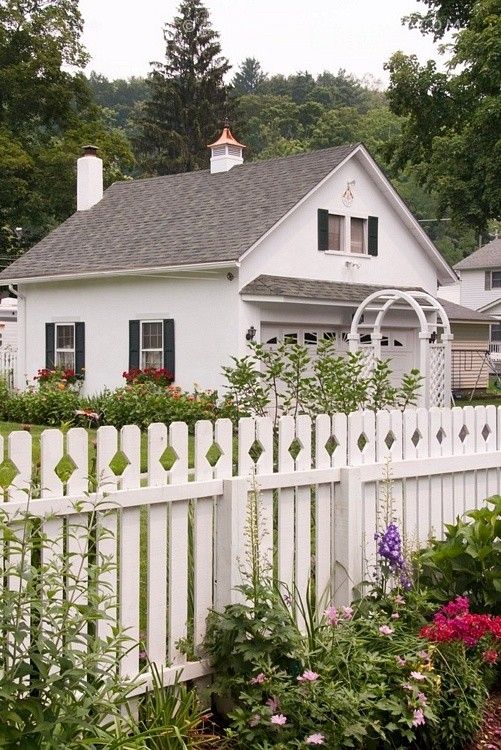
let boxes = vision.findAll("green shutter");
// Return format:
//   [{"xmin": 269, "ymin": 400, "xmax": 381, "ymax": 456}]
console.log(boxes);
[
  {"xmin": 485, "ymin": 271, "xmax": 491, "ymax": 290},
  {"xmin": 163, "ymin": 319, "xmax": 175, "ymax": 379},
  {"xmin": 75, "ymin": 322, "xmax": 85, "ymax": 375},
  {"xmin": 318, "ymin": 209, "xmax": 329, "ymax": 251},
  {"xmin": 368, "ymin": 216, "xmax": 378, "ymax": 256},
  {"xmin": 129, "ymin": 320, "xmax": 140, "ymax": 369},
  {"xmin": 45, "ymin": 323, "xmax": 55, "ymax": 369}
]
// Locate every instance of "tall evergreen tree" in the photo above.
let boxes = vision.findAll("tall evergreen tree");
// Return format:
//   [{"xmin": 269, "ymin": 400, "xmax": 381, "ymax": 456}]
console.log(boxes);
[
  {"xmin": 232, "ymin": 57, "xmax": 265, "ymax": 95},
  {"xmin": 134, "ymin": 0, "xmax": 230, "ymax": 175}
]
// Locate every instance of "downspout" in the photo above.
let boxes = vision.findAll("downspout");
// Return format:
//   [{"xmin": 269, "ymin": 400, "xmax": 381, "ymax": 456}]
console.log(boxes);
[{"xmin": 8, "ymin": 285, "xmax": 25, "ymax": 388}]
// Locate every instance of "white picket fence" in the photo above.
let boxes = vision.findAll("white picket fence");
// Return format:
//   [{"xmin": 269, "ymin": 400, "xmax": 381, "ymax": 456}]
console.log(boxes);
[
  {"xmin": 1, "ymin": 405, "xmax": 501, "ymax": 694},
  {"xmin": 0, "ymin": 347, "xmax": 16, "ymax": 389}
]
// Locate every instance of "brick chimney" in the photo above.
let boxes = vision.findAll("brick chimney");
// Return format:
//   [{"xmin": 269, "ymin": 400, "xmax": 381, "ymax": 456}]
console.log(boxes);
[
  {"xmin": 77, "ymin": 145, "xmax": 103, "ymax": 211},
  {"xmin": 207, "ymin": 121, "xmax": 245, "ymax": 174}
]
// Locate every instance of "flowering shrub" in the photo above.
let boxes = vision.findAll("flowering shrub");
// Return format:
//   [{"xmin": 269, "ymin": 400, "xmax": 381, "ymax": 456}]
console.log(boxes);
[
  {"xmin": 122, "ymin": 367, "xmax": 174, "ymax": 386},
  {"xmin": 2, "ymin": 387, "xmax": 81, "ymax": 426},
  {"xmin": 420, "ymin": 596, "xmax": 500, "ymax": 655},
  {"xmin": 35, "ymin": 367, "xmax": 82, "ymax": 388}
]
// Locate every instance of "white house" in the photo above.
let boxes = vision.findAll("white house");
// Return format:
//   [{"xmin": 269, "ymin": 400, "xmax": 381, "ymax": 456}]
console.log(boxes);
[
  {"xmin": 452, "ymin": 239, "xmax": 501, "ymax": 344},
  {"xmin": 1, "ymin": 128, "xmax": 482, "ymax": 398},
  {"xmin": 0, "ymin": 295, "xmax": 17, "ymax": 351}
]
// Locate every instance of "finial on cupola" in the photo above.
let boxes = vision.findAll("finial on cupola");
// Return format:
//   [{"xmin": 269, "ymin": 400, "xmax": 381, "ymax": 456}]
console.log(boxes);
[{"xmin": 207, "ymin": 121, "xmax": 246, "ymax": 174}]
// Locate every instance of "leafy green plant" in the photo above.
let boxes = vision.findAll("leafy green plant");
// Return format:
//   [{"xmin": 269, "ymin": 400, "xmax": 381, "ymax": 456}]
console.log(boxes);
[
  {"xmin": 222, "ymin": 340, "xmax": 423, "ymax": 427},
  {"xmin": 416, "ymin": 495, "xmax": 501, "ymax": 613}
]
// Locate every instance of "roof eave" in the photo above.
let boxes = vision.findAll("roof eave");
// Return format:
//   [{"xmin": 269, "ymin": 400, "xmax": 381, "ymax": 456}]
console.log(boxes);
[{"xmin": 2, "ymin": 260, "xmax": 239, "ymax": 285}]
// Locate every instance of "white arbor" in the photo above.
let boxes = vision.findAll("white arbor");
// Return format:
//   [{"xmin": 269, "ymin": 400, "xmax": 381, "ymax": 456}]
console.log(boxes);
[{"xmin": 348, "ymin": 290, "xmax": 453, "ymax": 408}]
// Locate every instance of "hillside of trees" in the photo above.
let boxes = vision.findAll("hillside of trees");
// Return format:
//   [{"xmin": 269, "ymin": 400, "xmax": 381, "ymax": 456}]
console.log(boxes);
[{"xmin": 1, "ymin": 0, "xmax": 498, "ymax": 273}]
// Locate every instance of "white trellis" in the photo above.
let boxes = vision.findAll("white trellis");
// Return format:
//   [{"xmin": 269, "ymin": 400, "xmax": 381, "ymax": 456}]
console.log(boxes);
[{"xmin": 348, "ymin": 290, "xmax": 453, "ymax": 408}]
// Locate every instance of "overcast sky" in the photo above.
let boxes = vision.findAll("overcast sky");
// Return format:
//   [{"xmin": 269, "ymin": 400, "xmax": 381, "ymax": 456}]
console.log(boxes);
[{"xmin": 79, "ymin": 0, "xmax": 446, "ymax": 84}]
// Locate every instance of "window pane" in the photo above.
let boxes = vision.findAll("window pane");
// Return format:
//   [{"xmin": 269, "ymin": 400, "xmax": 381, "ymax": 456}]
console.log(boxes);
[
  {"xmin": 142, "ymin": 321, "xmax": 163, "ymax": 349},
  {"xmin": 56, "ymin": 325, "xmax": 74, "ymax": 350},
  {"xmin": 304, "ymin": 332, "xmax": 317, "ymax": 345},
  {"xmin": 56, "ymin": 350, "xmax": 75, "ymax": 369},
  {"xmin": 381, "ymin": 336, "xmax": 389, "ymax": 347},
  {"xmin": 328, "ymin": 215, "xmax": 342, "ymax": 251},
  {"xmin": 492, "ymin": 324, "xmax": 501, "ymax": 342},
  {"xmin": 492, "ymin": 272, "xmax": 501, "ymax": 288},
  {"xmin": 142, "ymin": 350, "xmax": 163, "ymax": 369},
  {"xmin": 266, "ymin": 336, "xmax": 278, "ymax": 344},
  {"xmin": 284, "ymin": 332, "xmax": 298, "ymax": 343},
  {"xmin": 351, "ymin": 218, "xmax": 364, "ymax": 253},
  {"xmin": 360, "ymin": 334, "xmax": 372, "ymax": 344},
  {"xmin": 323, "ymin": 331, "xmax": 336, "ymax": 341}
]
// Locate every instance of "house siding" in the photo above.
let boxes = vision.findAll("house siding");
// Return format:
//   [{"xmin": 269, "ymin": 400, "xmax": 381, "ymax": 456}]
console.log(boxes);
[
  {"xmin": 458, "ymin": 269, "xmax": 501, "ymax": 313},
  {"xmin": 19, "ymin": 274, "xmax": 239, "ymax": 393}
]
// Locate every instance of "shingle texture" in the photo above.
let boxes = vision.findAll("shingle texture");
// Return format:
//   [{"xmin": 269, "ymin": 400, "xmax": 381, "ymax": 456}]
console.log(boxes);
[
  {"xmin": 454, "ymin": 238, "xmax": 501, "ymax": 271},
  {"xmin": 241, "ymin": 275, "xmax": 493, "ymax": 323},
  {"xmin": 0, "ymin": 144, "xmax": 358, "ymax": 282},
  {"xmin": 240, "ymin": 275, "xmax": 424, "ymax": 303}
]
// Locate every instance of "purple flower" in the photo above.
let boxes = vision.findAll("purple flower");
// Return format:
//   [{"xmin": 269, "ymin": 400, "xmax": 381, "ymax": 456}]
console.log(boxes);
[
  {"xmin": 305, "ymin": 733, "xmax": 325, "ymax": 745},
  {"xmin": 412, "ymin": 708, "xmax": 426, "ymax": 727},
  {"xmin": 417, "ymin": 692, "xmax": 428, "ymax": 706},
  {"xmin": 271, "ymin": 714, "xmax": 287, "ymax": 726},
  {"xmin": 395, "ymin": 655, "xmax": 406, "ymax": 667},
  {"xmin": 297, "ymin": 670, "xmax": 319, "ymax": 682},
  {"xmin": 375, "ymin": 523, "xmax": 412, "ymax": 589},
  {"xmin": 324, "ymin": 606, "xmax": 338, "ymax": 626},
  {"xmin": 342, "ymin": 606, "xmax": 354, "ymax": 620},
  {"xmin": 266, "ymin": 696, "xmax": 279, "ymax": 712}
]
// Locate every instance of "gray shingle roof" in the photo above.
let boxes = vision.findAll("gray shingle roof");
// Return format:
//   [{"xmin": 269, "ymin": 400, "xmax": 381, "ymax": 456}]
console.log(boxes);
[
  {"xmin": 240, "ymin": 274, "xmax": 425, "ymax": 303},
  {"xmin": 0, "ymin": 143, "xmax": 358, "ymax": 282},
  {"xmin": 438, "ymin": 298, "xmax": 494, "ymax": 323},
  {"xmin": 240, "ymin": 275, "xmax": 493, "ymax": 323},
  {"xmin": 454, "ymin": 238, "xmax": 501, "ymax": 271}
]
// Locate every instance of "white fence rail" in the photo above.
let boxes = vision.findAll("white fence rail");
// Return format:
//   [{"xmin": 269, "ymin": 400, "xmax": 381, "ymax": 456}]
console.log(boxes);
[
  {"xmin": 0, "ymin": 347, "xmax": 16, "ymax": 389},
  {"xmin": 1, "ymin": 405, "xmax": 500, "ymax": 694}
]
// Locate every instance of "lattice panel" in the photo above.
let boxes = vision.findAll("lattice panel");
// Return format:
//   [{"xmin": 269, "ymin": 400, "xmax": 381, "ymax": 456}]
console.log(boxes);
[
  {"xmin": 429, "ymin": 344, "xmax": 446, "ymax": 407},
  {"xmin": 359, "ymin": 345, "xmax": 376, "ymax": 379}
]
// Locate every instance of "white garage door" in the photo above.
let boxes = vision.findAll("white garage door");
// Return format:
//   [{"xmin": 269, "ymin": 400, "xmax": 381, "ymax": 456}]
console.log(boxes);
[{"xmin": 261, "ymin": 325, "xmax": 416, "ymax": 384}]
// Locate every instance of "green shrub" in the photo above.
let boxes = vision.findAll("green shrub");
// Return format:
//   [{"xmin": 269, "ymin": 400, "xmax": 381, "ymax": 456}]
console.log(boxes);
[
  {"xmin": 417, "ymin": 496, "xmax": 501, "ymax": 614},
  {"xmin": 0, "ymin": 376, "xmax": 10, "ymax": 419},
  {"xmin": 3, "ymin": 384, "xmax": 81, "ymax": 426}
]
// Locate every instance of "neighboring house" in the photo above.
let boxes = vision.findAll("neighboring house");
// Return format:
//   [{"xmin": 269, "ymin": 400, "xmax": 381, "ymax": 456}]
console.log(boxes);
[
  {"xmin": 453, "ymin": 238, "xmax": 501, "ymax": 349},
  {"xmin": 1, "ymin": 130, "xmax": 477, "ymax": 397},
  {"xmin": 0, "ymin": 296, "xmax": 17, "ymax": 350}
]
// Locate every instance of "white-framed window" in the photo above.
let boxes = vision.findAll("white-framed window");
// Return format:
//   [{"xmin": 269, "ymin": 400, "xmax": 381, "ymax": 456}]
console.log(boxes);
[
  {"xmin": 350, "ymin": 217, "xmax": 366, "ymax": 254},
  {"xmin": 141, "ymin": 320, "xmax": 164, "ymax": 369},
  {"xmin": 327, "ymin": 214, "xmax": 344, "ymax": 252},
  {"xmin": 492, "ymin": 271, "xmax": 501, "ymax": 288},
  {"xmin": 491, "ymin": 322, "xmax": 501, "ymax": 342},
  {"xmin": 55, "ymin": 323, "xmax": 75, "ymax": 369}
]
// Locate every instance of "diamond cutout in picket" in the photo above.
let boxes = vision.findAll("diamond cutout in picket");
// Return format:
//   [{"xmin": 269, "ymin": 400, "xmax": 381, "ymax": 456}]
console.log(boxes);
[
  {"xmin": 384, "ymin": 431, "xmax": 396, "ymax": 450},
  {"xmin": 288, "ymin": 437, "xmax": 303, "ymax": 461},
  {"xmin": 436, "ymin": 427, "xmax": 446, "ymax": 445},
  {"xmin": 159, "ymin": 445, "xmax": 178, "ymax": 471},
  {"xmin": 458, "ymin": 425, "xmax": 469, "ymax": 443},
  {"xmin": 206, "ymin": 442, "xmax": 223, "ymax": 468},
  {"xmin": 0, "ymin": 457, "xmax": 19, "ymax": 490},
  {"xmin": 325, "ymin": 435, "xmax": 339, "ymax": 457},
  {"xmin": 411, "ymin": 429, "xmax": 422, "ymax": 448},
  {"xmin": 357, "ymin": 433, "xmax": 368, "ymax": 452},
  {"xmin": 248, "ymin": 439, "xmax": 264, "ymax": 464},
  {"xmin": 481, "ymin": 424, "xmax": 491, "ymax": 442},
  {"xmin": 109, "ymin": 450, "xmax": 130, "ymax": 477},
  {"xmin": 55, "ymin": 454, "xmax": 77, "ymax": 484}
]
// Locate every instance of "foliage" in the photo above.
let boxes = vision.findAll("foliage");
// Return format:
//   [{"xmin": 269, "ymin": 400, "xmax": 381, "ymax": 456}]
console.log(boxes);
[
  {"xmin": 35, "ymin": 367, "xmax": 82, "ymax": 387},
  {"xmin": 0, "ymin": 502, "xmax": 137, "ymax": 748},
  {"xmin": 416, "ymin": 496, "xmax": 501, "ymax": 613},
  {"xmin": 385, "ymin": 0, "xmax": 501, "ymax": 232},
  {"xmin": 122, "ymin": 368, "xmax": 174, "ymax": 387},
  {"xmin": 96, "ymin": 383, "xmax": 221, "ymax": 430},
  {"xmin": 222, "ymin": 341, "xmax": 423, "ymax": 427},
  {"xmin": 134, "ymin": 0, "xmax": 230, "ymax": 176},
  {"xmin": 1, "ymin": 384, "xmax": 81, "ymax": 426},
  {"xmin": 231, "ymin": 57, "xmax": 266, "ymax": 95}
]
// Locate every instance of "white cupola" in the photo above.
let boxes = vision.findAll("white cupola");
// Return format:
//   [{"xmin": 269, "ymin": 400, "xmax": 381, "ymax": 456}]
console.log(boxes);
[
  {"xmin": 77, "ymin": 145, "xmax": 103, "ymax": 211},
  {"xmin": 207, "ymin": 121, "xmax": 246, "ymax": 174}
]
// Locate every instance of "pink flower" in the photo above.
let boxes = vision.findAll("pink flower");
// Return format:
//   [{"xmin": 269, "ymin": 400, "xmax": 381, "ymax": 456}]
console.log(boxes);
[
  {"xmin": 418, "ymin": 650, "xmax": 431, "ymax": 662},
  {"xmin": 417, "ymin": 692, "xmax": 428, "ymax": 706},
  {"xmin": 482, "ymin": 649, "xmax": 498, "ymax": 664},
  {"xmin": 412, "ymin": 708, "xmax": 426, "ymax": 727},
  {"xmin": 297, "ymin": 670, "xmax": 319, "ymax": 682},
  {"xmin": 403, "ymin": 683, "xmax": 413, "ymax": 691},
  {"xmin": 271, "ymin": 714, "xmax": 287, "ymax": 726},
  {"xmin": 250, "ymin": 672, "xmax": 266, "ymax": 685},
  {"xmin": 391, "ymin": 612, "xmax": 400, "ymax": 620},
  {"xmin": 394, "ymin": 594, "xmax": 406, "ymax": 605},
  {"xmin": 379, "ymin": 625, "xmax": 394, "ymax": 636},
  {"xmin": 410, "ymin": 671, "xmax": 425, "ymax": 681},
  {"xmin": 305, "ymin": 733, "xmax": 325, "ymax": 745},
  {"xmin": 342, "ymin": 606, "xmax": 353, "ymax": 620},
  {"xmin": 266, "ymin": 696, "xmax": 279, "ymax": 712},
  {"xmin": 324, "ymin": 606, "xmax": 338, "ymax": 626},
  {"xmin": 395, "ymin": 655, "xmax": 406, "ymax": 667}
]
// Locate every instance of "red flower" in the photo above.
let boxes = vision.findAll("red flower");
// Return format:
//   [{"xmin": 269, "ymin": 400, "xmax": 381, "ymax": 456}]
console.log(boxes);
[
  {"xmin": 419, "ymin": 597, "xmax": 501, "ymax": 647},
  {"xmin": 482, "ymin": 649, "xmax": 498, "ymax": 664}
]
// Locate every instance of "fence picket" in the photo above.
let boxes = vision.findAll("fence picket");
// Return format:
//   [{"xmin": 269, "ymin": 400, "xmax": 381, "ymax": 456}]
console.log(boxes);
[
  {"xmin": 193, "ymin": 421, "xmax": 215, "ymax": 648},
  {"xmin": 255, "ymin": 416, "xmax": 274, "ymax": 568},
  {"xmin": 278, "ymin": 416, "xmax": 295, "ymax": 594},
  {"xmin": 295, "ymin": 414, "xmax": 311, "ymax": 623},
  {"xmin": 315, "ymin": 414, "xmax": 333, "ymax": 606},
  {"xmin": 168, "ymin": 421, "xmax": 189, "ymax": 664}
]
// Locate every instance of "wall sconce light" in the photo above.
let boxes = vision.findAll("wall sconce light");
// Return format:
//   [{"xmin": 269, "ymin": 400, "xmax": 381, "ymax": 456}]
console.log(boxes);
[{"xmin": 246, "ymin": 326, "xmax": 256, "ymax": 341}]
